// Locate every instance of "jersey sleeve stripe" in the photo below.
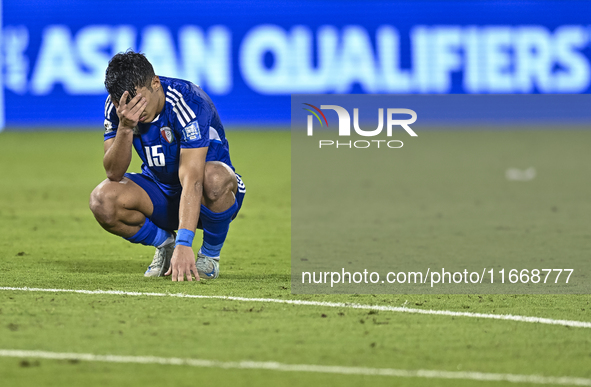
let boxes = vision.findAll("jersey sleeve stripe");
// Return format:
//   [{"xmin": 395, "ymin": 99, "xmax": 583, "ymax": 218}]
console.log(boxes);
[
  {"xmin": 178, "ymin": 96, "xmax": 196, "ymax": 120},
  {"xmin": 172, "ymin": 106, "xmax": 187, "ymax": 127},
  {"xmin": 169, "ymin": 88, "xmax": 197, "ymax": 119},
  {"xmin": 169, "ymin": 88, "xmax": 183, "ymax": 99},
  {"xmin": 166, "ymin": 92, "xmax": 187, "ymax": 126},
  {"xmin": 106, "ymin": 102, "xmax": 115, "ymax": 118},
  {"xmin": 166, "ymin": 89, "xmax": 189, "ymax": 119},
  {"xmin": 166, "ymin": 90, "xmax": 191, "ymax": 125},
  {"xmin": 175, "ymin": 101, "xmax": 191, "ymax": 125},
  {"xmin": 104, "ymin": 96, "xmax": 112, "ymax": 117}
]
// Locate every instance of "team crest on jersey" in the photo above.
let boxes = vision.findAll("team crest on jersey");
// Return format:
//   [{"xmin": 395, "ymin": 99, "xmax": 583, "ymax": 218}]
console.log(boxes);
[{"xmin": 160, "ymin": 127, "xmax": 175, "ymax": 143}]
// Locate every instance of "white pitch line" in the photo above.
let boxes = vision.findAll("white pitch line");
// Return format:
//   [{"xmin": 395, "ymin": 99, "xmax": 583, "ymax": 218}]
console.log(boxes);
[
  {"xmin": 1, "ymin": 286, "xmax": 590, "ymax": 329},
  {"xmin": 0, "ymin": 349, "xmax": 590, "ymax": 386}
]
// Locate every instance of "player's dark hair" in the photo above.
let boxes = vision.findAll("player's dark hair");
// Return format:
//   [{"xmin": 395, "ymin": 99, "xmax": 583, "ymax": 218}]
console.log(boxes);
[{"xmin": 105, "ymin": 50, "xmax": 155, "ymax": 103}]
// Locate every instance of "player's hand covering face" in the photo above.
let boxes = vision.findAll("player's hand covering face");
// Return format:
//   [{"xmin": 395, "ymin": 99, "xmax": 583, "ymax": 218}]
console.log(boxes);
[{"xmin": 115, "ymin": 90, "xmax": 148, "ymax": 130}]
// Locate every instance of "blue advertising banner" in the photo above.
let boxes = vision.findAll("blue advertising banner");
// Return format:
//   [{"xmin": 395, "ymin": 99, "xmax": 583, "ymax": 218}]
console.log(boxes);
[{"xmin": 3, "ymin": 0, "xmax": 591, "ymax": 128}]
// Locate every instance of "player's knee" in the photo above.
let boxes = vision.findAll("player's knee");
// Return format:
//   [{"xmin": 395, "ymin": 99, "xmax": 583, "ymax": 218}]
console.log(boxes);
[
  {"xmin": 203, "ymin": 162, "xmax": 236, "ymax": 202},
  {"xmin": 89, "ymin": 182, "xmax": 121, "ymax": 228}
]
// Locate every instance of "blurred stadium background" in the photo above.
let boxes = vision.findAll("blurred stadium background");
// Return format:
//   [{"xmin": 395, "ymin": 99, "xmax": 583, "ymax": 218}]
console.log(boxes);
[
  {"xmin": 1, "ymin": 1, "xmax": 591, "ymax": 386},
  {"xmin": 3, "ymin": 0, "xmax": 591, "ymax": 129}
]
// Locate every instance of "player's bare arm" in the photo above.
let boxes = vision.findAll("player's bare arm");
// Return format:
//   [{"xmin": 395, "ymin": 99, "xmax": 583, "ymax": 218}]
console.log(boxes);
[
  {"xmin": 103, "ymin": 91, "xmax": 148, "ymax": 181},
  {"xmin": 166, "ymin": 146, "xmax": 208, "ymax": 282}
]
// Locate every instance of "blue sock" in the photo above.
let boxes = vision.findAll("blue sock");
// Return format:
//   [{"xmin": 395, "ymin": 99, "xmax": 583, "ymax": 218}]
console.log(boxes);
[
  {"xmin": 199, "ymin": 199, "xmax": 239, "ymax": 258},
  {"xmin": 125, "ymin": 218, "xmax": 172, "ymax": 247}
]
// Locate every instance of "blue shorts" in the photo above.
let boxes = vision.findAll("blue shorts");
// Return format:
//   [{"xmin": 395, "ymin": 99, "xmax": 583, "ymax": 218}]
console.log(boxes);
[{"xmin": 125, "ymin": 172, "xmax": 246, "ymax": 231}]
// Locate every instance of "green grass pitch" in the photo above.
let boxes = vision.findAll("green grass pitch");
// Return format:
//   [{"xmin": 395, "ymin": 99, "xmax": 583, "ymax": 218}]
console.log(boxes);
[{"xmin": 0, "ymin": 130, "xmax": 590, "ymax": 386}]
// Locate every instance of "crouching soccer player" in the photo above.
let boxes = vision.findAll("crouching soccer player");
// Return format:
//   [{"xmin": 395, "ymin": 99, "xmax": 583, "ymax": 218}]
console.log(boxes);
[{"xmin": 89, "ymin": 51, "xmax": 245, "ymax": 281}]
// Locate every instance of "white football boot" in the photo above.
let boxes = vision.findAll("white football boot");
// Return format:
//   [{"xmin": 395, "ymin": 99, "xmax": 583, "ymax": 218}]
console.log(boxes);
[
  {"xmin": 144, "ymin": 234, "xmax": 175, "ymax": 277},
  {"xmin": 196, "ymin": 252, "xmax": 220, "ymax": 279}
]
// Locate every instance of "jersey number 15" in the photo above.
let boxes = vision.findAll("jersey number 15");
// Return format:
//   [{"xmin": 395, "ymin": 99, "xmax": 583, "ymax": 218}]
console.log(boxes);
[{"xmin": 144, "ymin": 145, "xmax": 166, "ymax": 167}]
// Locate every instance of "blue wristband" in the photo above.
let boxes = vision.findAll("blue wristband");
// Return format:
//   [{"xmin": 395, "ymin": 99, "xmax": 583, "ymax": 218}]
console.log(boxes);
[{"xmin": 175, "ymin": 229, "xmax": 195, "ymax": 247}]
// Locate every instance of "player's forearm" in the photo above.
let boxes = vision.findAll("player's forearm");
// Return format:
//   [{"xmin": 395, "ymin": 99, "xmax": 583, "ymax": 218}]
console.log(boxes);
[
  {"xmin": 177, "ymin": 147, "xmax": 208, "ymax": 233},
  {"xmin": 177, "ymin": 178, "xmax": 204, "ymax": 232},
  {"xmin": 103, "ymin": 128, "xmax": 134, "ymax": 181}
]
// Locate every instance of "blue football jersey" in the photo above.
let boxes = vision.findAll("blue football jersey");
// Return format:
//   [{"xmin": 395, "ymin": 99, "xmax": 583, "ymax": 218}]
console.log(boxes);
[{"xmin": 103, "ymin": 76, "xmax": 235, "ymax": 194}]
